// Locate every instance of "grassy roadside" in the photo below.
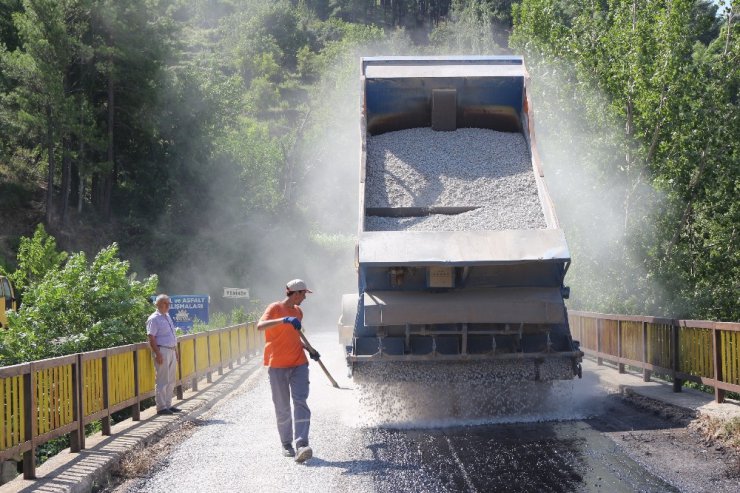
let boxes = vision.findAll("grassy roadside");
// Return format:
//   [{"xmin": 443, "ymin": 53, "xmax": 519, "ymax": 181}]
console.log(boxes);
[{"xmin": 690, "ymin": 415, "xmax": 740, "ymax": 453}]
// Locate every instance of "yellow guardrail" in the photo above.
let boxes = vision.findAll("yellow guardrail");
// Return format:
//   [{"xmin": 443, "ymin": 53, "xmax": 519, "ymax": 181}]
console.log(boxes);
[
  {"xmin": 569, "ymin": 311, "xmax": 740, "ymax": 403},
  {"xmin": 0, "ymin": 322, "xmax": 262, "ymax": 479}
]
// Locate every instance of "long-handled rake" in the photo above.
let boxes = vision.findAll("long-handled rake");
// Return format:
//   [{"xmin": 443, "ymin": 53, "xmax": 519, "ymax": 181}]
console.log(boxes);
[{"xmin": 298, "ymin": 330, "xmax": 340, "ymax": 388}]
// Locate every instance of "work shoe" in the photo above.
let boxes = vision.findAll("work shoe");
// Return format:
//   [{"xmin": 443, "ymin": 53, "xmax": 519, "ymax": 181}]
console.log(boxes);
[
  {"xmin": 156, "ymin": 409, "xmax": 173, "ymax": 415},
  {"xmin": 282, "ymin": 443, "xmax": 295, "ymax": 457},
  {"xmin": 295, "ymin": 445, "xmax": 313, "ymax": 463},
  {"xmin": 169, "ymin": 407, "xmax": 182, "ymax": 413}
]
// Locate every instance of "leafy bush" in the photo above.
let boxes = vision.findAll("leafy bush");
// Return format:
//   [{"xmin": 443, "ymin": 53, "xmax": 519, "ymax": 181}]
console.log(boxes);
[
  {"xmin": 0, "ymin": 243, "xmax": 157, "ymax": 365},
  {"xmin": 8, "ymin": 224, "xmax": 67, "ymax": 300}
]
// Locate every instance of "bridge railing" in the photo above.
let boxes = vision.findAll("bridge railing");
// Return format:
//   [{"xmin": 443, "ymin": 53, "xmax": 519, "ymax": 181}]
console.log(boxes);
[
  {"xmin": 569, "ymin": 311, "xmax": 740, "ymax": 404},
  {"xmin": 0, "ymin": 322, "xmax": 262, "ymax": 479}
]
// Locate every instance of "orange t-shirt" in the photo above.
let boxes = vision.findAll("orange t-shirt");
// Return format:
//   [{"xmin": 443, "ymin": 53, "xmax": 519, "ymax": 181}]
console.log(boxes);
[{"xmin": 260, "ymin": 302, "xmax": 308, "ymax": 368}]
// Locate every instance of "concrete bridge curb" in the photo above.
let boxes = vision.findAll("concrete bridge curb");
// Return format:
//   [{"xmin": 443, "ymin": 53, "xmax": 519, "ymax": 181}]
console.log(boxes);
[{"xmin": 582, "ymin": 358, "xmax": 740, "ymax": 422}]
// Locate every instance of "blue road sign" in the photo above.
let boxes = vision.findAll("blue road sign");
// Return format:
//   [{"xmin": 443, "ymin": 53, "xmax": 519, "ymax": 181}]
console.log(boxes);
[{"xmin": 168, "ymin": 294, "xmax": 209, "ymax": 332}]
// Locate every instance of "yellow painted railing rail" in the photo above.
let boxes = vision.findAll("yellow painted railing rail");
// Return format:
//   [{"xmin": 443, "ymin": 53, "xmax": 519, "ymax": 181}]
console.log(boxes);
[
  {"xmin": 0, "ymin": 322, "xmax": 262, "ymax": 480},
  {"xmin": 569, "ymin": 311, "xmax": 740, "ymax": 403}
]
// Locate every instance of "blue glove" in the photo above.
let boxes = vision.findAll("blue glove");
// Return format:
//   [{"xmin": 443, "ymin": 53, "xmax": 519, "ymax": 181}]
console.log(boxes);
[
  {"xmin": 283, "ymin": 316, "xmax": 301, "ymax": 330},
  {"xmin": 309, "ymin": 350, "xmax": 320, "ymax": 361}
]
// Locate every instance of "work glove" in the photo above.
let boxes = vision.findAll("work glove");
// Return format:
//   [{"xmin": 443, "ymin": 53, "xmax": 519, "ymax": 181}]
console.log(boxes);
[
  {"xmin": 283, "ymin": 316, "xmax": 301, "ymax": 330},
  {"xmin": 309, "ymin": 350, "xmax": 321, "ymax": 361}
]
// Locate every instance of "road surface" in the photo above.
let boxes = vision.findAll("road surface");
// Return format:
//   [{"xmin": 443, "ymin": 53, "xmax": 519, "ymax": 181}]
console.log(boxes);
[{"xmin": 112, "ymin": 331, "xmax": 737, "ymax": 493}]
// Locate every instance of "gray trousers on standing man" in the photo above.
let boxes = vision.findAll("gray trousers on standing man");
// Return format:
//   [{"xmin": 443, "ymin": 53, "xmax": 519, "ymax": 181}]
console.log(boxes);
[
  {"xmin": 268, "ymin": 364, "xmax": 311, "ymax": 448},
  {"xmin": 155, "ymin": 346, "xmax": 177, "ymax": 411}
]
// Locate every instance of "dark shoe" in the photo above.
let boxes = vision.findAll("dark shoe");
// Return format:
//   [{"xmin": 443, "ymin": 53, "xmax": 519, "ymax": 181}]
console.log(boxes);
[
  {"xmin": 282, "ymin": 443, "xmax": 296, "ymax": 457},
  {"xmin": 295, "ymin": 445, "xmax": 313, "ymax": 463},
  {"xmin": 156, "ymin": 409, "xmax": 173, "ymax": 415},
  {"xmin": 169, "ymin": 407, "xmax": 182, "ymax": 413}
]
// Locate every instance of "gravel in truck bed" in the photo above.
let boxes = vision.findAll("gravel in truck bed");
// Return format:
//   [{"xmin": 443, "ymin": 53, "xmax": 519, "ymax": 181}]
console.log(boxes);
[{"xmin": 364, "ymin": 127, "xmax": 547, "ymax": 231}]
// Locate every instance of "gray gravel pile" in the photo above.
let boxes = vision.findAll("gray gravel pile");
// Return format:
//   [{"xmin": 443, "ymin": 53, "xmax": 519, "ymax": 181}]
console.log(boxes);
[{"xmin": 365, "ymin": 127, "xmax": 546, "ymax": 232}]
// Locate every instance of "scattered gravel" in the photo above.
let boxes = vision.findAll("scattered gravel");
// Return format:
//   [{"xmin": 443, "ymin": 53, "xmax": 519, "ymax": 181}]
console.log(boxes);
[{"xmin": 364, "ymin": 127, "xmax": 546, "ymax": 231}]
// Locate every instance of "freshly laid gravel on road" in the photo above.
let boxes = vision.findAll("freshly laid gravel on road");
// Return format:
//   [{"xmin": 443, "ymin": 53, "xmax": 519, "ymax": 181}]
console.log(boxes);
[{"xmin": 365, "ymin": 127, "xmax": 546, "ymax": 231}]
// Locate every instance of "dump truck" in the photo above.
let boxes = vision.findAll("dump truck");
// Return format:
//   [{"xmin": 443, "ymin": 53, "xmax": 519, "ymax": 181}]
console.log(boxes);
[
  {"xmin": 0, "ymin": 275, "xmax": 17, "ymax": 329},
  {"xmin": 339, "ymin": 56, "xmax": 582, "ymax": 384}
]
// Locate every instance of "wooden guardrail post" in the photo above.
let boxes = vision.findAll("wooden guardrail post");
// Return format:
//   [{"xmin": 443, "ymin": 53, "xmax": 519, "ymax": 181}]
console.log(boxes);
[
  {"xmin": 671, "ymin": 321, "xmax": 682, "ymax": 392},
  {"xmin": 22, "ymin": 363, "xmax": 36, "ymax": 479},
  {"xmin": 596, "ymin": 318, "xmax": 603, "ymax": 366},
  {"xmin": 247, "ymin": 324, "xmax": 252, "ymax": 356},
  {"xmin": 712, "ymin": 326, "xmax": 725, "ymax": 403},
  {"xmin": 77, "ymin": 355, "xmax": 87, "ymax": 450},
  {"xmin": 70, "ymin": 355, "xmax": 82, "ymax": 451},
  {"xmin": 176, "ymin": 340, "xmax": 184, "ymax": 400},
  {"xmin": 101, "ymin": 352, "xmax": 111, "ymax": 436},
  {"xmin": 642, "ymin": 321, "xmax": 651, "ymax": 382},
  {"xmin": 228, "ymin": 330, "xmax": 234, "ymax": 370},
  {"xmin": 132, "ymin": 349, "xmax": 141, "ymax": 421},
  {"xmin": 236, "ymin": 327, "xmax": 247, "ymax": 365},
  {"xmin": 217, "ymin": 330, "xmax": 224, "ymax": 377},
  {"xmin": 248, "ymin": 324, "xmax": 253, "ymax": 356},
  {"xmin": 617, "ymin": 320, "xmax": 624, "ymax": 373},
  {"xmin": 206, "ymin": 334, "xmax": 212, "ymax": 384},
  {"xmin": 192, "ymin": 336, "xmax": 199, "ymax": 392}
]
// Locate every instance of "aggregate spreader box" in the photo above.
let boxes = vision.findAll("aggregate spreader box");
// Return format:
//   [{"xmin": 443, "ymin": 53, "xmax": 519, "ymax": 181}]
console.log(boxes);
[{"xmin": 340, "ymin": 56, "xmax": 583, "ymax": 382}]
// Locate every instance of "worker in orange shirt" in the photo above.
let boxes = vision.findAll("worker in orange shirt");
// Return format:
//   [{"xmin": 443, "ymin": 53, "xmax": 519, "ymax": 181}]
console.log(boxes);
[{"xmin": 257, "ymin": 279, "xmax": 319, "ymax": 463}]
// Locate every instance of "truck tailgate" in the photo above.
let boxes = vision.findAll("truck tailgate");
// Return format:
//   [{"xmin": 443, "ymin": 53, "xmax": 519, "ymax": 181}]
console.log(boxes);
[{"xmin": 363, "ymin": 287, "xmax": 566, "ymax": 326}]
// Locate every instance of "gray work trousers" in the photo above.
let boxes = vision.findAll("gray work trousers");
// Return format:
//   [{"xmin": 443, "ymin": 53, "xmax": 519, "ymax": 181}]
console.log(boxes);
[
  {"xmin": 154, "ymin": 347, "xmax": 177, "ymax": 411},
  {"xmin": 268, "ymin": 363, "xmax": 310, "ymax": 447}
]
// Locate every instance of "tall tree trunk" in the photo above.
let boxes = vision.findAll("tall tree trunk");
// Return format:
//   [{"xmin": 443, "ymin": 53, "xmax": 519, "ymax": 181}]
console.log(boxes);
[
  {"xmin": 77, "ymin": 171, "xmax": 84, "ymax": 214},
  {"xmin": 45, "ymin": 105, "xmax": 55, "ymax": 225},
  {"xmin": 724, "ymin": 8, "xmax": 733, "ymax": 56},
  {"xmin": 104, "ymin": 67, "xmax": 115, "ymax": 219},
  {"xmin": 76, "ymin": 136, "xmax": 85, "ymax": 214},
  {"xmin": 60, "ymin": 70, "xmax": 72, "ymax": 225},
  {"xmin": 70, "ymin": 161, "xmax": 79, "ymax": 210},
  {"xmin": 60, "ymin": 137, "xmax": 71, "ymax": 224},
  {"xmin": 667, "ymin": 156, "xmax": 709, "ymax": 252},
  {"xmin": 91, "ymin": 173, "xmax": 101, "ymax": 210}
]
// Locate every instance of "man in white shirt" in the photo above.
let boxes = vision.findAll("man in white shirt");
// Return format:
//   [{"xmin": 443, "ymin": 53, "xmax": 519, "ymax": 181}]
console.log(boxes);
[{"xmin": 147, "ymin": 294, "xmax": 180, "ymax": 415}]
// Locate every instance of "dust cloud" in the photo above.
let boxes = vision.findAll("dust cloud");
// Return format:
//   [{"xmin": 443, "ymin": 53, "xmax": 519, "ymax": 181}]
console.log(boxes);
[
  {"xmin": 152, "ymin": 31, "xmax": 667, "ymax": 347},
  {"xmin": 525, "ymin": 60, "xmax": 669, "ymax": 316},
  {"xmin": 276, "ymin": 39, "xmax": 421, "ymax": 330},
  {"xmin": 146, "ymin": 33, "xmax": 425, "ymax": 330}
]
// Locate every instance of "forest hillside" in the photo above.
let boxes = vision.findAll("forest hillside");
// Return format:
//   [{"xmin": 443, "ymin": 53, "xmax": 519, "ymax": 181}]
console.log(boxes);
[{"xmin": 0, "ymin": 0, "xmax": 737, "ymax": 344}]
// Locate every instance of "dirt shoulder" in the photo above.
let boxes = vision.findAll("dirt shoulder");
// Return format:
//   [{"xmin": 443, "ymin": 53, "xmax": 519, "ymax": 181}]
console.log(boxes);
[{"xmin": 608, "ymin": 389, "xmax": 740, "ymax": 492}]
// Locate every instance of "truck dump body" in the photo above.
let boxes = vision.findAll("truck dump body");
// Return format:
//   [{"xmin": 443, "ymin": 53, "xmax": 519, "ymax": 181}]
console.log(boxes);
[{"xmin": 344, "ymin": 56, "xmax": 582, "ymax": 382}]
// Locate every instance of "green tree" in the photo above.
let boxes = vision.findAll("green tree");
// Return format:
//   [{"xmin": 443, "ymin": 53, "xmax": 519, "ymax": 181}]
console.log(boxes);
[
  {"xmin": 511, "ymin": 0, "xmax": 739, "ymax": 320},
  {"xmin": 8, "ymin": 223, "xmax": 67, "ymax": 299},
  {"xmin": 0, "ymin": 243, "xmax": 157, "ymax": 364},
  {"xmin": 0, "ymin": 0, "xmax": 22, "ymax": 52},
  {"xmin": 430, "ymin": 0, "xmax": 508, "ymax": 53},
  {"xmin": 0, "ymin": 0, "xmax": 85, "ymax": 224}
]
